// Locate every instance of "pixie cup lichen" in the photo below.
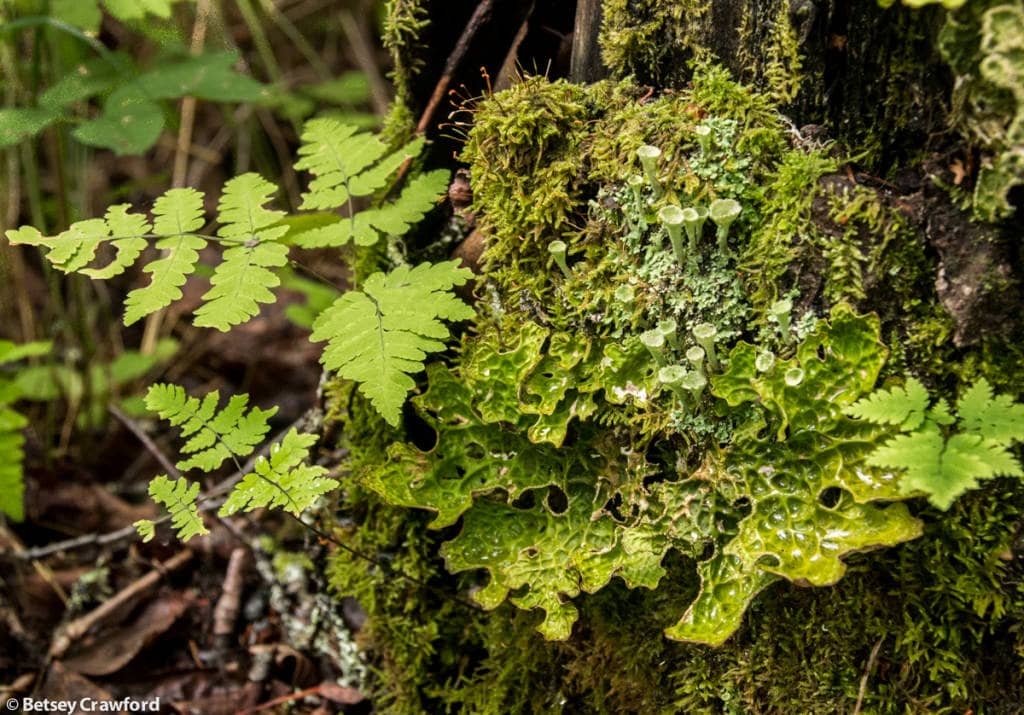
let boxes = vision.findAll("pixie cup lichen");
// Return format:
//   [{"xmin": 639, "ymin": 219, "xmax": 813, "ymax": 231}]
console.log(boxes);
[
  {"xmin": 692, "ymin": 323, "xmax": 719, "ymax": 371},
  {"xmin": 709, "ymin": 198, "xmax": 741, "ymax": 255},
  {"xmin": 641, "ymin": 329, "xmax": 667, "ymax": 366},
  {"xmin": 548, "ymin": 240, "xmax": 571, "ymax": 278},
  {"xmin": 755, "ymin": 350, "xmax": 776, "ymax": 372},
  {"xmin": 657, "ymin": 318, "xmax": 679, "ymax": 349},
  {"xmin": 658, "ymin": 365, "xmax": 689, "ymax": 402},
  {"xmin": 681, "ymin": 206, "xmax": 707, "ymax": 253},
  {"xmin": 636, "ymin": 145, "xmax": 663, "ymax": 198},
  {"xmin": 686, "ymin": 345, "xmax": 705, "ymax": 375},
  {"xmin": 627, "ymin": 174, "xmax": 645, "ymax": 206},
  {"xmin": 695, "ymin": 123, "xmax": 713, "ymax": 155},
  {"xmin": 659, "ymin": 205, "xmax": 686, "ymax": 264},
  {"xmin": 680, "ymin": 370, "xmax": 707, "ymax": 402},
  {"xmin": 784, "ymin": 366, "xmax": 805, "ymax": 386},
  {"xmin": 770, "ymin": 298, "xmax": 793, "ymax": 344}
]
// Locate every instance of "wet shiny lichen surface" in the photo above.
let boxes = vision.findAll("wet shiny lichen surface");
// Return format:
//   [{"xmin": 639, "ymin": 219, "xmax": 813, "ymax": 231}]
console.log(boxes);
[{"xmin": 327, "ymin": 61, "xmax": 1024, "ymax": 714}]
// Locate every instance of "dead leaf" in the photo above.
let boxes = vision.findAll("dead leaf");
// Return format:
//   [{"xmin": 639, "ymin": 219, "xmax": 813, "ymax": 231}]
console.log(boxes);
[
  {"xmin": 62, "ymin": 592, "xmax": 192, "ymax": 676},
  {"xmin": 39, "ymin": 662, "xmax": 124, "ymax": 714}
]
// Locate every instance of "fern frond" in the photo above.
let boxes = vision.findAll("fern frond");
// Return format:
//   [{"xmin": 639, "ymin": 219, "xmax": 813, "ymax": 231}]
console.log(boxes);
[
  {"xmin": 294, "ymin": 169, "xmax": 448, "ymax": 248},
  {"xmin": 142, "ymin": 475, "xmax": 209, "ymax": 542},
  {"xmin": 145, "ymin": 383, "xmax": 277, "ymax": 472},
  {"xmin": 858, "ymin": 377, "xmax": 1024, "ymax": 510},
  {"xmin": 0, "ymin": 407, "xmax": 28, "ymax": 522},
  {"xmin": 124, "ymin": 188, "xmax": 207, "ymax": 325},
  {"xmin": 193, "ymin": 173, "xmax": 289, "ymax": 330},
  {"xmin": 294, "ymin": 118, "xmax": 424, "ymax": 211},
  {"xmin": 311, "ymin": 260, "xmax": 474, "ymax": 426},
  {"xmin": 219, "ymin": 429, "xmax": 337, "ymax": 516},
  {"xmin": 6, "ymin": 204, "xmax": 152, "ymax": 281},
  {"xmin": 82, "ymin": 205, "xmax": 151, "ymax": 279},
  {"xmin": 846, "ymin": 377, "xmax": 930, "ymax": 430},
  {"xmin": 956, "ymin": 378, "xmax": 1024, "ymax": 444}
]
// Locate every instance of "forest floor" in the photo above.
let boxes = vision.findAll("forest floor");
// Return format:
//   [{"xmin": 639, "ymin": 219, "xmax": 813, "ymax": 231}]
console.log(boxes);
[{"xmin": 0, "ymin": 2, "xmax": 384, "ymax": 712}]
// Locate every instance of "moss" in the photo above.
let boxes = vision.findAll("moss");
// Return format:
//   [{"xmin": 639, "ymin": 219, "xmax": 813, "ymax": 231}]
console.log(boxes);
[
  {"xmin": 599, "ymin": 0, "xmax": 711, "ymax": 87},
  {"xmin": 381, "ymin": 0, "xmax": 429, "ymax": 112},
  {"xmin": 460, "ymin": 76, "xmax": 591, "ymax": 303}
]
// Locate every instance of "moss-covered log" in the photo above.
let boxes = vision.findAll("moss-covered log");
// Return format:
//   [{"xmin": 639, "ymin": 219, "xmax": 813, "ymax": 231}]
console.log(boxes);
[{"xmin": 326, "ymin": 2, "xmax": 1024, "ymax": 712}]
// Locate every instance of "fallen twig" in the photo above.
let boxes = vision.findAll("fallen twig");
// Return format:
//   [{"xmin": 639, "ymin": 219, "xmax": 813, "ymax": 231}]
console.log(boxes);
[
  {"xmin": 6, "ymin": 419, "xmax": 303, "ymax": 561},
  {"xmin": 108, "ymin": 403, "xmax": 181, "ymax": 479},
  {"xmin": 48, "ymin": 548, "xmax": 194, "ymax": 659},
  {"xmin": 853, "ymin": 636, "xmax": 884, "ymax": 715},
  {"xmin": 213, "ymin": 547, "xmax": 248, "ymax": 637}
]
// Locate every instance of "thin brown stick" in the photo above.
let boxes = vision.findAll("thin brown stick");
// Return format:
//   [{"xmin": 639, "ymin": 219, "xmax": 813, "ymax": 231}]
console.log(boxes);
[
  {"xmin": 48, "ymin": 548, "xmax": 194, "ymax": 659},
  {"xmin": 5, "ymin": 419, "xmax": 304, "ymax": 561},
  {"xmin": 416, "ymin": 0, "xmax": 493, "ymax": 136},
  {"xmin": 213, "ymin": 547, "xmax": 248, "ymax": 636},
  {"xmin": 143, "ymin": 0, "xmax": 210, "ymax": 356},
  {"xmin": 107, "ymin": 403, "xmax": 181, "ymax": 479},
  {"xmin": 0, "ymin": 524, "xmax": 69, "ymax": 606},
  {"xmin": 853, "ymin": 636, "xmax": 884, "ymax": 715},
  {"xmin": 393, "ymin": 0, "xmax": 494, "ymax": 187}
]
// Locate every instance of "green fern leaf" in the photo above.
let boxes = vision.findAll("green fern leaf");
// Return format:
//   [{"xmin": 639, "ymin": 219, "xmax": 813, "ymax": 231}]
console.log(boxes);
[
  {"xmin": 5, "ymin": 204, "xmax": 151, "ymax": 280},
  {"xmin": 145, "ymin": 383, "xmax": 277, "ymax": 472},
  {"xmin": 869, "ymin": 426, "xmax": 1023, "ymax": 510},
  {"xmin": 0, "ymin": 407, "xmax": 28, "ymax": 522},
  {"xmin": 956, "ymin": 378, "xmax": 1024, "ymax": 445},
  {"xmin": 219, "ymin": 429, "xmax": 337, "ymax": 516},
  {"xmin": 193, "ymin": 173, "xmax": 289, "ymax": 330},
  {"xmin": 294, "ymin": 169, "xmax": 448, "ymax": 248},
  {"xmin": 82, "ymin": 205, "xmax": 151, "ymax": 279},
  {"xmin": 134, "ymin": 518, "xmax": 156, "ymax": 542},
  {"xmin": 144, "ymin": 475, "xmax": 209, "ymax": 542},
  {"xmin": 124, "ymin": 188, "xmax": 207, "ymax": 325},
  {"xmin": 311, "ymin": 260, "xmax": 474, "ymax": 426},
  {"xmin": 0, "ymin": 340, "xmax": 52, "ymax": 365},
  {"xmin": 846, "ymin": 377, "xmax": 930, "ymax": 430},
  {"xmin": 294, "ymin": 118, "xmax": 424, "ymax": 211}
]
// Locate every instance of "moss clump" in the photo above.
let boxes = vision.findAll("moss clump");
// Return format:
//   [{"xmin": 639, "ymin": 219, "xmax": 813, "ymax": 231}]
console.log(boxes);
[
  {"xmin": 460, "ymin": 77, "xmax": 591, "ymax": 296},
  {"xmin": 599, "ymin": 0, "xmax": 711, "ymax": 87}
]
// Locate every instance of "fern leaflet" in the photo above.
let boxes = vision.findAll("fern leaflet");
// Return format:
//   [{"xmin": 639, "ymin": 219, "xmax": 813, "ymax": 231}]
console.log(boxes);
[
  {"xmin": 136, "ymin": 475, "xmax": 209, "ymax": 542},
  {"xmin": 4, "ymin": 120, "xmax": 446, "ymax": 331},
  {"xmin": 136, "ymin": 385, "xmax": 337, "ymax": 542},
  {"xmin": 0, "ymin": 408, "xmax": 28, "ymax": 522},
  {"xmin": 219, "ymin": 429, "xmax": 336, "ymax": 516},
  {"xmin": 290, "ymin": 117, "xmax": 443, "ymax": 248},
  {"xmin": 0, "ymin": 340, "xmax": 51, "ymax": 522},
  {"xmin": 845, "ymin": 377, "xmax": 931, "ymax": 430},
  {"xmin": 145, "ymin": 382, "xmax": 277, "ymax": 472},
  {"xmin": 311, "ymin": 260, "xmax": 474, "ymax": 426},
  {"xmin": 193, "ymin": 173, "xmax": 289, "ymax": 330},
  {"xmin": 848, "ymin": 377, "xmax": 1024, "ymax": 509},
  {"xmin": 124, "ymin": 188, "xmax": 207, "ymax": 325},
  {"xmin": 294, "ymin": 169, "xmax": 448, "ymax": 248}
]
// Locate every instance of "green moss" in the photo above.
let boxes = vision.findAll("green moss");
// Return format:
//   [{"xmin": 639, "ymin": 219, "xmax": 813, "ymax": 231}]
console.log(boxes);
[
  {"xmin": 381, "ymin": 0, "xmax": 429, "ymax": 110},
  {"xmin": 460, "ymin": 76, "xmax": 591, "ymax": 302},
  {"xmin": 599, "ymin": 0, "xmax": 711, "ymax": 87}
]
